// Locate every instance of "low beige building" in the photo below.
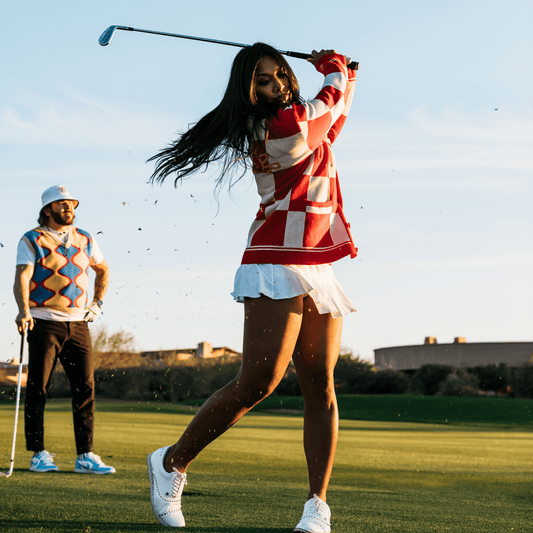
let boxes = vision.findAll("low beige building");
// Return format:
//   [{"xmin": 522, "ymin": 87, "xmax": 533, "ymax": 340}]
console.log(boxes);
[
  {"xmin": 0, "ymin": 343, "xmax": 240, "ymax": 386},
  {"xmin": 138, "ymin": 342, "xmax": 240, "ymax": 369},
  {"xmin": 0, "ymin": 360, "xmax": 27, "ymax": 388},
  {"xmin": 374, "ymin": 337, "xmax": 533, "ymax": 371},
  {"xmin": 96, "ymin": 341, "xmax": 240, "ymax": 370}
]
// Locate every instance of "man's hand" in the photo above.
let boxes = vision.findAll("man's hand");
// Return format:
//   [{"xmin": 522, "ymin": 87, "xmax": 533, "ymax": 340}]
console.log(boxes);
[
  {"xmin": 15, "ymin": 310, "xmax": 34, "ymax": 335},
  {"xmin": 83, "ymin": 301, "xmax": 101, "ymax": 322}
]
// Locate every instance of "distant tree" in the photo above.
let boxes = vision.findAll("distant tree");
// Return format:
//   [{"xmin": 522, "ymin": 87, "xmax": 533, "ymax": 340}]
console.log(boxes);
[
  {"xmin": 90, "ymin": 324, "xmax": 136, "ymax": 353},
  {"xmin": 275, "ymin": 363, "xmax": 301, "ymax": 396},
  {"xmin": 368, "ymin": 369, "xmax": 410, "ymax": 394},
  {"xmin": 508, "ymin": 365, "xmax": 533, "ymax": 398},
  {"xmin": 150, "ymin": 359, "xmax": 242, "ymax": 402},
  {"xmin": 436, "ymin": 368, "xmax": 479, "ymax": 397},
  {"xmin": 334, "ymin": 354, "xmax": 376, "ymax": 394},
  {"xmin": 469, "ymin": 363, "xmax": 508, "ymax": 391},
  {"xmin": 410, "ymin": 364, "xmax": 454, "ymax": 395}
]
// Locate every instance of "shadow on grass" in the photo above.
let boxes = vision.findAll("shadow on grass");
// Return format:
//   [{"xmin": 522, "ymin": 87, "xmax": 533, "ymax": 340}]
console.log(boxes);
[
  {"xmin": 0, "ymin": 519, "xmax": 291, "ymax": 532},
  {"xmin": 3, "ymin": 468, "xmax": 113, "ymax": 476}
]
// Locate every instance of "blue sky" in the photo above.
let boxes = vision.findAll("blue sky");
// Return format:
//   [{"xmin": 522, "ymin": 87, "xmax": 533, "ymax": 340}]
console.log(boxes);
[{"xmin": 1, "ymin": 0, "xmax": 532, "ymax": 363}]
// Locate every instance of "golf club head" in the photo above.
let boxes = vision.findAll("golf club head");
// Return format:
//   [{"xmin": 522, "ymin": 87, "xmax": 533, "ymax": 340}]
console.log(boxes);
[{"xmin": 98, "ymin": 26, "xmax": 118, "ymax": 46}]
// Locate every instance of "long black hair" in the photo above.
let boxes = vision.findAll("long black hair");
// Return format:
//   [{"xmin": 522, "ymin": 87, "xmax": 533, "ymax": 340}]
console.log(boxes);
[{"xmin": 148, "ymin": 42, "xmax": 302, "ymax": 192}]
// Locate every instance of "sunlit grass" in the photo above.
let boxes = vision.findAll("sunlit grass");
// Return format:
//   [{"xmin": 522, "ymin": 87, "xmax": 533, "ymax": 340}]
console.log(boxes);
[{"xmin": 0, "ymin": 399, "xmax": 531, "ymax": 532}]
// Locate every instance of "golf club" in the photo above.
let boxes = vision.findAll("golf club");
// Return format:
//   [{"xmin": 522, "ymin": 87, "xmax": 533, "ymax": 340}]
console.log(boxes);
[
  {"xmin": 98, "ymin": 25, "xmax": 359, "ymax": 70},
  {"xmin": 0, "ymin": 332, "xmax": 25, "ymax": 478}
]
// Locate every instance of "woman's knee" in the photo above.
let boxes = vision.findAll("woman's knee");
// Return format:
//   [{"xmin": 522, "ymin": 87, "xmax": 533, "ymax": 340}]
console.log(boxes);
[
  {"xmin": 299, "ymin": 371, "xmax": 336, "ymax": 400},
  {"xmin": 235, "ymin": 375, "xmax": 278, "ymax": 407}
]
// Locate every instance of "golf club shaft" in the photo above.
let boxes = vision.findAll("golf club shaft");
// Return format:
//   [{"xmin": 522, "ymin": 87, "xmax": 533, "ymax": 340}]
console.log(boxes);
[
  {"xmin": 1, "ymin": 332, "xmax": 24, "ymax": 478},
  {"xmin": 98, "ymin": 25, "xmax": 359, "ymax": 70}
]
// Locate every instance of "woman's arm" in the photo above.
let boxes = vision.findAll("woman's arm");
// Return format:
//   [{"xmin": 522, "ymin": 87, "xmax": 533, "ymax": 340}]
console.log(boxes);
[
  {"xmin": 326, "ymin": 66, "xmax": 356, "ymax": 145},
  {"xmin": 266, "ymin": 52, "xmax": 353, "ymax": 158}
]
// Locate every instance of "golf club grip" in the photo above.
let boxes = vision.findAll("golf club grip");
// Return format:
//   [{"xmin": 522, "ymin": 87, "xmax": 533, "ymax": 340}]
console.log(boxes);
[{"xmin": 285, "ymin": 50, "xmax": 359, "ymax": 70}]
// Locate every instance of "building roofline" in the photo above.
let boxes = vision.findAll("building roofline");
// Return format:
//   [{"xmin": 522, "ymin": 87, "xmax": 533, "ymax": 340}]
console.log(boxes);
[{"xmin": 375, "ymin": 340, "xmax": 533, "ymax": 352}]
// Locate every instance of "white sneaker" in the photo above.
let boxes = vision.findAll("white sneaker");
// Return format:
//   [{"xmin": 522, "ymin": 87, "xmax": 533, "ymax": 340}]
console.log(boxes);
[
  {"xmin": 294, "ymin": 494, "xmax": 331, "ymax": 533},
  {"xmin": 147, "ymin": 446, "xmax": 187, "ymax": 527},
  {"xmin": 75, "ymin": 452, "xmax": 116, "ymax": 474},
  {"xmin": 29, "ymin": 450, "xmax": 59, "ymax": 473}
]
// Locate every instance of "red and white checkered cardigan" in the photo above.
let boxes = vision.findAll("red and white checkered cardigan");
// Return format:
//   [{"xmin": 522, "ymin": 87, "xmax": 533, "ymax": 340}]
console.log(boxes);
[{"xmin": 241, "ymin": 53, "xmax": 358, "ymax": 265}]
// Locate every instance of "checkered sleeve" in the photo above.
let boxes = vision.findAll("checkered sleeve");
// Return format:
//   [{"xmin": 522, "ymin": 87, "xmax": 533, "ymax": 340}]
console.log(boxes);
[
  {"xmin": 242, "ymin": 54, "xmax": 358, "ymax": 266},
  {"xmin": 265, "ymin": 54, "xmax": 353, "ymax": 159},
  {"xmin": 327, "ymin": 67, "xmax": 356, "ymax": 145}
]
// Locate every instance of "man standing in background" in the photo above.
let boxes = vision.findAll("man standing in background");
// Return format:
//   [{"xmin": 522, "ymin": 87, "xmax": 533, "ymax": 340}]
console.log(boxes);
[{"xmin": 13, "ymin": 185, "xmax": 115, "ymax": 474}]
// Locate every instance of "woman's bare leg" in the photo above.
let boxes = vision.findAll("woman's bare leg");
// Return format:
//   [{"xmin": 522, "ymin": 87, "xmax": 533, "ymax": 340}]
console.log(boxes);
[
  {"xmin": 164, "ymin": 295, "xmax": 305, "ymax": 473},
  {"xmin": 292, "ymin": 298, "xmax": 343, "ymax": 502}
]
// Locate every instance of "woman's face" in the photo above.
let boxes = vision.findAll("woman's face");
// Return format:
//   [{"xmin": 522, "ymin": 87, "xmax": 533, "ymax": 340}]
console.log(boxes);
[{"xmin": 254, "ymin": 56, "xmax": 291, "ymax": 104}]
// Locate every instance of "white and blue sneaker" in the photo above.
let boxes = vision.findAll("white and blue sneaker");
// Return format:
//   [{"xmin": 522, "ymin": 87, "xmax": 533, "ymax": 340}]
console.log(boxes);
[
  {"xmin": 29, "ymin": 450, "xmax": 59, "ymax": 473},
  {"xmin": 74, "ymin": 452, "xmax": 116, "ymax": 474}
]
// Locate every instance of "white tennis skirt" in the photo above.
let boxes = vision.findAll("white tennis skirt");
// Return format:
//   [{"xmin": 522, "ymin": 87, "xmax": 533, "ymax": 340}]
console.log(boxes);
[{"xmin": 231, "ymin": 263, "xmax": 356, "ymax": 318}]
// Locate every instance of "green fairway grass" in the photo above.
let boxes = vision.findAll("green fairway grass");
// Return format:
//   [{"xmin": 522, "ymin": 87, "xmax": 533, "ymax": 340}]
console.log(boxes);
[
  {"xmin": 0, "ymin": 398, "xmax": 531, "ymax": 532},
  {"xmin": 256, "ymin": 394, "xmax": 533, "ymax": 427}
]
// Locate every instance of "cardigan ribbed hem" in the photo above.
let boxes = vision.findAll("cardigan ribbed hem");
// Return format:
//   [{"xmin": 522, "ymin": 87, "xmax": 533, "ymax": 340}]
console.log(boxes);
[{"xmin": 241, "ymin": 243, "xmax": 357, "ymax": 265}]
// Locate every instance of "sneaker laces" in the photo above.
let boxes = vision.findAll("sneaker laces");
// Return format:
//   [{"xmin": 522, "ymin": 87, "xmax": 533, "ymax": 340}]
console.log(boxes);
[
  {"xmin": 36, "ymin": 451, "xmax": 56, "ymax": 464},
  {"xmin": 79, "ymin": 452, "xmax": 104, "ymax": 465},
  {"xmin": 170, "ymin": 467, "xmax": 187, "ymax": 497},
  {"xmin": 313, "ymin": 494, "xmax": 324, "ymax": 512},
  {"xmin": 311, "ymin": 494, "xmax": 329, "ymax": 518}
]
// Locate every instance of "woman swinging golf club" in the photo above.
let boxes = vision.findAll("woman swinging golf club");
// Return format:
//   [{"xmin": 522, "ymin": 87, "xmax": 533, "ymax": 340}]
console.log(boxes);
[{"xmin": 147, "ymin": 43, "xmax": 357, "ymax": 532}]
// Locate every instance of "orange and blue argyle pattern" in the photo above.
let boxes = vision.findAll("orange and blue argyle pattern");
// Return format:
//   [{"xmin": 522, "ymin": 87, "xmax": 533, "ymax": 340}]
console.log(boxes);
[{"xmin": 23, "ymin": 227, "xmax": 93, "ymax": 310}]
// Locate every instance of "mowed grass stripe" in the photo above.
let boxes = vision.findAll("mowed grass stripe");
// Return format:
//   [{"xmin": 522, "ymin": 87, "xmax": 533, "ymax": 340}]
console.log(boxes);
[{"xmin": 0, "ymin": 400, "xmax": 531, "ymax": 532}]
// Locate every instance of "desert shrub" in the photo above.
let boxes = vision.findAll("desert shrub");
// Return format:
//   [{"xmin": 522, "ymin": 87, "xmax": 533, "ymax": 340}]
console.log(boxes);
[
  {"xmin": 469, "ymin": 364, "xmax": 509, "ymax": 391},
  {"xmin": 274, "ymin": 365, "xmax": 301, "ymax": 396},
  {"xmin": 47, "ymin": 372, "xmax": 72, "ymax": 398},
  {"xmin": 367, "ymin": 369, "xmax": 410, "ymax": 394},
  {"xmin": 436, "ymin": 368, "xmax": 479, "ymax": 396},
  {"xmin": 334, "ymin": 354, "xmax": 376, "ymax": 394},
  {"xmin": 145, "ymin": 360, "xmax": 242, "ymax": 403},
  {"xmin": 95, "ymin": 367, "xmax": 154, "ymax": 401},
  {"xmin": 0, "ymin": 384, "xmax": 20, "ymax": 403},
  {"xmin": 508, "ymin": 365, "xmax": 533, "ymax": 398},
  {"xmin": 149, "ymin": 360, "xmax": 303, "ymax": 401},
  {"xmin": 410, "ymin": 364, "xmax": 454, "ymax": 395}
]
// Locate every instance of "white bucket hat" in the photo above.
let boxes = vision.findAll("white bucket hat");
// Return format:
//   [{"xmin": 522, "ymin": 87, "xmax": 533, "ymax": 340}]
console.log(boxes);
[{"xmin": 41, "ymin": 185, "xmax": 79, "ymax": 209}]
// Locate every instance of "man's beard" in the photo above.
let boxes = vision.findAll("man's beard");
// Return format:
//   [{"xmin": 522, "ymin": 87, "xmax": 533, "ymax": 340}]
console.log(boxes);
[{"xmin": 49, "ymin": 209, "xmax": 75, "ymax": 226}]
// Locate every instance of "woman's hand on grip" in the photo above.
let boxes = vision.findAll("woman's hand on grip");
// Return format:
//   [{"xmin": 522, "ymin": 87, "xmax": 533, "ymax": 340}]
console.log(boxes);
[{"xmin": 308, "ymin": 49, "xmax": 352, "ymax": 67}]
